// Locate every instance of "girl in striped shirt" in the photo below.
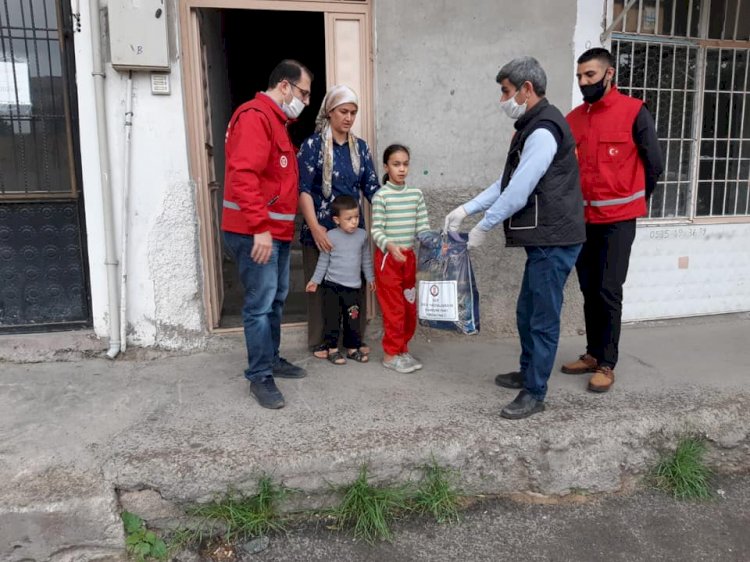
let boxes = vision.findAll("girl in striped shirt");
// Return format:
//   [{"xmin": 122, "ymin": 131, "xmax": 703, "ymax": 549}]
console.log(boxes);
[{"xmin": 371, "ymin": 144, "xmax": 430, "ymax": 374}]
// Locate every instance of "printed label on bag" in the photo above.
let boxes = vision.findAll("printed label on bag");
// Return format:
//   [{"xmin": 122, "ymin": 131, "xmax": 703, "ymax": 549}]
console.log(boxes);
[{"xmin": 418, "ymin": 280, "xmax": 459, "ymax": 322}]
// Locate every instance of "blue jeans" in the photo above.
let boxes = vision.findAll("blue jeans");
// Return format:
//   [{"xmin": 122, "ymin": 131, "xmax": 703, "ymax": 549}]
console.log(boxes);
[
  {"xmin": 223, "ymin": 232, "xmax": 290, "ymax": 382},
  {"xmin": 517, "ymin": 244, "xmax": 582, "ymax": 401}
]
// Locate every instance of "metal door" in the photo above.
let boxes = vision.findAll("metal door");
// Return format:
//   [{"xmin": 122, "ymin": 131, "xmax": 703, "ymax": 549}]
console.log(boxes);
[{"xmin": 0, "ymin": 0, "xmax": 89, "ymax": 331}]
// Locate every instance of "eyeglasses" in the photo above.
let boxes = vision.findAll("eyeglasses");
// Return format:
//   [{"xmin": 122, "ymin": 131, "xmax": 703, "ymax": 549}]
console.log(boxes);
[{"xmin": 287, "ymin": 81, "xmax": 311, "ymax": 102}]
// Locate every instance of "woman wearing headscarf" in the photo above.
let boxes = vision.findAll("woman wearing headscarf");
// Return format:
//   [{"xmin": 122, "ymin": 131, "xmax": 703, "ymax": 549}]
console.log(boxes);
[{"xmin": 298, "ymin": 85, "xmax": 380, "ymax": 359}]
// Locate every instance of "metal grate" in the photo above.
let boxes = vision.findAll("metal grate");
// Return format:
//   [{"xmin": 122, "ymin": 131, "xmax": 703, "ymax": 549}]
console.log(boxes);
[
  {"xmin": 613, "ymin": 38, "xmax": 698, "ymax": 218},
  {"xmin": 613, "ymin": 0, "xmax": 750, "ymax": 219},
  {"xmin": 0, "ymin": 0, "xmax": 73, "ymax": 196},
  {"xmin": 696, "ymin": 47, "xmax": 750, "ymax": 216}
]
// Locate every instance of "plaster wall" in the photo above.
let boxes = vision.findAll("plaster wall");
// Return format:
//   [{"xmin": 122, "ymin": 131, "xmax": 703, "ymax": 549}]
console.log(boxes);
[
  {"xmin": 74, "ymin": 0, "xmax": 204, "ymax": 349},
  {"xmin": 373, "ymin": 0, "xmax": 586, "ymax": 336}
]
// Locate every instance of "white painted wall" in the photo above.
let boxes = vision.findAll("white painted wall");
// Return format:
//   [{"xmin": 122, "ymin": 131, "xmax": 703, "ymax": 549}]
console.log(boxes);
[
  {"xmin": 74, "ymin": 0, "xmax": 205, "ymax": 349},
  {"xmin": 625, "ymin": 223, "xmax": 750, "ymax": 321},
  {"xmin": 571, "ymin": 0, "xmax": 611, "ymax": 106}
]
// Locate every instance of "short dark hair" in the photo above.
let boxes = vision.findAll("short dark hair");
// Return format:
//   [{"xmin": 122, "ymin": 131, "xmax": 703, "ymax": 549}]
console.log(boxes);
[
  {"xmin": 577, "ymin": 48, "xmax": 616, "ymax": 68},
  {"xmin": 495, "ymin": 56, "xmax": 547, "ymax": 96},
  {"xmin": 267, "ymin": 59, "xmax": 313, "ymax": 89},
  {"xmin": 332, "ymin": 194, "xmax": 359, "ymax": 217}
]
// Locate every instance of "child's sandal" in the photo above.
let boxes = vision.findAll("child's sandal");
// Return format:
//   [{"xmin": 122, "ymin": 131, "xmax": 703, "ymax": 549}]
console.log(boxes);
[
  {"xmin": 312, "ymin": 343, "xmax": 329, "ymax": 359},
  {"xmin": 346, "ymin": 349, "xmax": 369, "ymax": 363},
  {"xmin": 327, "ymin": 351, "xmax": 347, "ymax": 365}
]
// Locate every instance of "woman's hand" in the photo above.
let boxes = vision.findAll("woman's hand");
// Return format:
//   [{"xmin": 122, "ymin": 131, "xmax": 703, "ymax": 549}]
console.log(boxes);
[
  {"xmin": 311, "ymin": 223, "xmax": 334, "ymax": 253},
  {"xmin": 386, "ymin": 242, "xmax": 407, "ymax": 263},
  {"xmin": 305, "ymin": 281, "xmax": 318, "ymax": 293}
]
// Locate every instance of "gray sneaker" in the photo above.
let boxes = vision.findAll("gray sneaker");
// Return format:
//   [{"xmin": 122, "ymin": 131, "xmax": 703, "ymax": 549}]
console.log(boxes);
[
  {"xmin": 382, "ymin": 354, "xmax": 417, "ymax": 374},
  {"xmin": 401, "ymin": 352, "xmax": 423, "ymax": 370}
]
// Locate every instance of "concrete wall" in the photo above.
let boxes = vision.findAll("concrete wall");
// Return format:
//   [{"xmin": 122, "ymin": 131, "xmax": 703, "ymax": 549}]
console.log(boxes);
[
  {"xmin": 75, "ymin": 0, "xmax": 205, "ymax": 349},
  {"xmin": 373, "ymin": 0, "xmax": 586, "ymax": 336}
]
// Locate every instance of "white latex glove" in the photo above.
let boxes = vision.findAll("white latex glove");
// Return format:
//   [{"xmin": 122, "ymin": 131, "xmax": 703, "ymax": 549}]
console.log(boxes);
[
  {"xmin": 443, "ymin": 205, "xmax": 468, "ymax": 232},
  {"xmin": 467, "ymin": 225, "xmax": 489, "ymax": 250}
]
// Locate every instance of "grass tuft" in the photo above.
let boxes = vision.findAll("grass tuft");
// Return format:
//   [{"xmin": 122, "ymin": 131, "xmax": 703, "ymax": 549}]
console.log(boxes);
[
  {"xmin": 330, "ymin": 465, "xmax": 411, "ymax": 544},
  {"xmin": 412, "ymin": 459, "xmax": 461, "ymax": 523},
  {"xmin": 653, "ymin": 437, "xmax": 713, "ymax": 500},
  {"xmin": 187, "ymin": 476, "xmax": 288, "ymax": 540}
]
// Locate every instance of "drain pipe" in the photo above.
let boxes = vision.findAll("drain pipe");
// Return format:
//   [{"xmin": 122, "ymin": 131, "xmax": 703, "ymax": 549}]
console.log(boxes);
[
  {"xmin": 89, "ymin": 0, "xmax": 121, "ymax": 359},
  {"xmin": 120, "ymin": 71, "xmax": 134, "ymax": 352}
]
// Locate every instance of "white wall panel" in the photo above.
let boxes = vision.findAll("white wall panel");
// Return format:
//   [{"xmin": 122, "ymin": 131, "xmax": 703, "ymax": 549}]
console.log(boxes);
[{"xmin": 624, "ymin": 223, "xmax": 750, "ymax": 321}]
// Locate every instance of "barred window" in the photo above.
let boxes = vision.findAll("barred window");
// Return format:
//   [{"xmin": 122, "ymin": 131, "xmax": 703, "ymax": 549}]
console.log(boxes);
[{"xmin": 612, "ymin": 0, "xmax": 750, "ymax": 220}]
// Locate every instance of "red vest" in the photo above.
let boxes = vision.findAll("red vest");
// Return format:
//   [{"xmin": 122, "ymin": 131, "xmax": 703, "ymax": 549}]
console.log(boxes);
[
  {"xmin": 566, "ymin": 86, "xmax": 647, "ymax": 224},
  {"xmin": 222, "ymin": 93, "xmax": 299, "ymax": 241}
]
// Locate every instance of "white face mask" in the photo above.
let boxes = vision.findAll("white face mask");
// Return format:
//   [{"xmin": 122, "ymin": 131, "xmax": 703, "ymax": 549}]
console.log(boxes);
[
  {"xmin": 282, "ymin": 91, "xmax": 305, "ymax": 119},
  {"xmin": 499, "ymin": 90, "xmax": 527, "ymax": 120}
]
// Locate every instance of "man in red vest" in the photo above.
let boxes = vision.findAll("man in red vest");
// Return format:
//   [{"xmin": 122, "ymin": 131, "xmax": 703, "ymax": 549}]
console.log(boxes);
[
  {"xmin": 564, "ymin": 48, "xmax": 663, "ymax": 393},
  {"xmin": 223, "ymin": 60, "xmax": 313, "ymax": 409}
]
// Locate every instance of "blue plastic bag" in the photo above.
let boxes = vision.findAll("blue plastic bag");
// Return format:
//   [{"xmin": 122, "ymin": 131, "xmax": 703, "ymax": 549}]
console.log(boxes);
[{"xmin": 415, "ymin": 230, "xmax": 480, "ymax": 335}]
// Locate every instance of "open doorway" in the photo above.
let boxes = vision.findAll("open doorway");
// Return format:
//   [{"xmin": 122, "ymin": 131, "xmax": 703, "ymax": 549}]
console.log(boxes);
[{"xmin": 197, "ymin": 8, "xmax": 326, "ymax": 328}]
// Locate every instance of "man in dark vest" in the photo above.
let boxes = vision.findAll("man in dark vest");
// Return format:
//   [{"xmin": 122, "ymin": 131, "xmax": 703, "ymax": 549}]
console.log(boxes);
[
  {"xmin": 563, "ymin": 48, "xmax": 663, "ymax": 393},
  {"xmin": 444, "ymin": 56, "xmax": 585, "ymax": 419}
]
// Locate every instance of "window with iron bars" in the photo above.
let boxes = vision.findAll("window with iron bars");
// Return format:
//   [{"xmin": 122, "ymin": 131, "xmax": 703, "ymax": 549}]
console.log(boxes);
[{"xmin": 611, "ymin": 0, "xmax": 750, "ymax": 220}]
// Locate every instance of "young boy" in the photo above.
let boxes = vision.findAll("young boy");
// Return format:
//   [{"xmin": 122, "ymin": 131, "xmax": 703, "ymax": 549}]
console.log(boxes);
[{"xmin": 306, "ymin": 195, "xmax": 375, "ymax": 365}]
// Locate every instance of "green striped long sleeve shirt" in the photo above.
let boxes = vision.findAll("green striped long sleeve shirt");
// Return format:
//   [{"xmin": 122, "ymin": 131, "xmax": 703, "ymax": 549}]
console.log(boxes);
[{"xmin": 371, "ymin": 181, "xmax": 430, "ymax": 252}]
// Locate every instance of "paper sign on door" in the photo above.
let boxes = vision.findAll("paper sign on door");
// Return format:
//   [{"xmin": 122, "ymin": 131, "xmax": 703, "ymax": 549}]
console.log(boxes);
[{"xmin": 418, "ymin": 280, "xmax": 459, "ymax": 322}]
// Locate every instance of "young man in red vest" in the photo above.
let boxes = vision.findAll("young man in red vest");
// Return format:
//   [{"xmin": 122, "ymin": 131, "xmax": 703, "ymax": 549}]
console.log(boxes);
[
  {"xmin": 223, "ymin": 60, "xmax": 313, "ymax": 409},
  {"xmin": 564, "ymin": 48, "xmax": 663, "ymax": 393}
]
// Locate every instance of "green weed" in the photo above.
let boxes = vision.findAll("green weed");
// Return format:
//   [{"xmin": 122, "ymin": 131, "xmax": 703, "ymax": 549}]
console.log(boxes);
[
  {"xmin": 412, "ymin": 459, "xmax": 461, "ymax": 523},
  {"xmin": 653, "ymin": 437, "xmax": 713, "ymax": 500},
  {"xmin": 330, "ymin": 465, "xmax": 412, "ymax": 544},
  {"xmin": 187, "ymin": 476, "xmax": 288, "ymax": 540},
  {"xmin": 121, "ymin": 511, "xmax": 168, "ymax": 561}
]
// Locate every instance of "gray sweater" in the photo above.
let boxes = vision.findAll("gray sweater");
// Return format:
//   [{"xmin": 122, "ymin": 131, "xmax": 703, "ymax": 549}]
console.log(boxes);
[{"xmin": 311, "ymin": 228, "xmax": 374, "ymax": 289}]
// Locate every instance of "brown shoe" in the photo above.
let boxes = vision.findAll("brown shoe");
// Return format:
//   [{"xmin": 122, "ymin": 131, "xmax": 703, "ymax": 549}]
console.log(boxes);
[
  {"xmin": 588, "ymin": 367, "xmax": 615, "ymax": 393},
  {"xmin": 561, "ymin": 353, "xmax": 598, "ymax": 374}
]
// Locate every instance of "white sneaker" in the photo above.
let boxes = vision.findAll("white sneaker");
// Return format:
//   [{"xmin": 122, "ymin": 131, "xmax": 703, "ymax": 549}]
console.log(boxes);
[
  {"xmin": 401, "ymin": 352, "xmax": 423, "ymax": 370},
  {"xmin": 382, "ymin": 355, "xmax": 417, "ymax": 374}
]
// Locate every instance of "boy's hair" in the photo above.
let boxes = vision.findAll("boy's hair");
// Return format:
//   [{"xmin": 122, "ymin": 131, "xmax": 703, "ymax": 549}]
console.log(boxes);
[
  {"xmin": 332, "ymin": 194, "xmax": 359, "ymax": 217},
  {"xmin": 577, "ymin": 48, "xmax": 616, "ymax": 68},
  {"xmin": 267, "ymin": 59, "xmax": 313, "ymax": 89},
  {"xmin": 382, "ymin": 143, "xmax": 410, "ymax": 184}
]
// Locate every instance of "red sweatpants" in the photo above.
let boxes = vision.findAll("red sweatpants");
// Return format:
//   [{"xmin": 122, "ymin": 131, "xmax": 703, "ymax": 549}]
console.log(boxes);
[{"xmin": 375, "ymin": 248, "xmax": 417, "ymax": 356}]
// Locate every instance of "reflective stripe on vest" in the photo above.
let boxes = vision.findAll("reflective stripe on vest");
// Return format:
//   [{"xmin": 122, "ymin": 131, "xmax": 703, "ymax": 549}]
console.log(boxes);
[
  {"xmin": 223, "ymin": 199, "xmax": 295, "ymax": 221},
  {"xmin": 583, "ymin": 189, "xmax": 645, "ymax": 207}
]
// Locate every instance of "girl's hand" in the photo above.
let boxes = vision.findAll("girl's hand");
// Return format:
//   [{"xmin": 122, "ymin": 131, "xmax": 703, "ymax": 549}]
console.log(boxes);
[
  {"xmin": 386, "ymin": 243, "xmax": 407, "ymax": 263},
  {"xmin": 305, "ymin": 281, "xmax": 318, "ymax": 293},
  {"xmin": 311, "ymin": 223, "xmax": 334, "ymax": 253},
  {"xmin": 368, "ymin": 281, "xmax": 376, "ymax": 293}
]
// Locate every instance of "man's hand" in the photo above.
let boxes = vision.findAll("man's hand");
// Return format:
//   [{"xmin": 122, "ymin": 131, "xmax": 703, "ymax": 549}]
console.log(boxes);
[
  {"xmin": 305, "ymin": 281, "xmax": 318, "ymax": 293},
  {"xmin": 311, "ymin": 223, "xmax": 333, "ymax": 253},
  {"xmin": 467, "ymin": 225, "xmax": 489, "ymax": 250},
  {"xmin": 444, "ymin": 205, "xmax": 468, "ymax": 232},
  {"xmin": 386, "ymin": 242, "xmax": 407, "ymax": 263},
  {"xmin": 368, "ymin": 281, "xmax": 376, "ymax": 292},
  {"xmin": 251, "ymin": 231, "xmax": 274, "ymax": 264}
]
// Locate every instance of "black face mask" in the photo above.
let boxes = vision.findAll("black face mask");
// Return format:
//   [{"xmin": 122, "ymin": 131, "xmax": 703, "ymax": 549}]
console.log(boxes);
[{"xmin": 580, "ymin": 75, "xmax": 609, "ymax": 104}]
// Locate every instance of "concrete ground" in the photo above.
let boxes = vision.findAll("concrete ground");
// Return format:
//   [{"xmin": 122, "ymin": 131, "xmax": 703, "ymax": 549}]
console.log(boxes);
[{"xmin": 1, "ymin": 313, "xmax": 749, "ymax": 560}]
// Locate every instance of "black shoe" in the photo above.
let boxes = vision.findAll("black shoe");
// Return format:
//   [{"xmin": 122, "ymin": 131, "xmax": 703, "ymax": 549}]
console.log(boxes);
[
  {"xmin": 250, "ymin": 378, "xmax": 285, "ymax": 409},
  {"xmin": 273, "ymin": 357, "xmax": 307, "ymax": 379},
  {"xmin": 494, "ymin": 370, "xmax": 524, "ymax": 389},
  {"xmin": 500, "ymin": 390, "xmax": 545, "ymax": 420}
]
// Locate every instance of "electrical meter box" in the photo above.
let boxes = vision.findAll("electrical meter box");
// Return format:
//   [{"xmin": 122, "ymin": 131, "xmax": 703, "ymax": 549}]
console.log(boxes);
[{"xmin": 108, "ymin": 0, "xmax": 170, "ymax": 71}]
